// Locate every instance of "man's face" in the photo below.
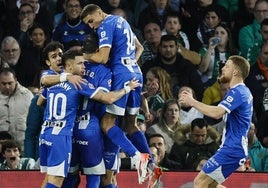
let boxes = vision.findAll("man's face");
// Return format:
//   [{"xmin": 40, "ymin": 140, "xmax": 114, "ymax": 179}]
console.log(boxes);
[
  {"xmin": 219, "ymin": 60, "xmax": 234, "ymax": 83},
  {"xmin": 150, "ymin": 146, "xmax": 160, "ymax": 166},
  {"xmin": 19, "ymin": 4, "xmax": 35, "ymax": 26},
  {"xmin": 158, "ymin": 40, "xmax": 178, "ymax": 61},
  {"xmin": 254, "ymin": 1, "xmax": 268, "ymax": 24},
  {"xmin": 3, "ymin": 147, "xmax": 20, "ymax": 169},
  {"xmin": 261, "ymin": 24, "xmax": 268, "ymax": 41},
  {"xmin": 149, "ymin": 136, "xmax": 166, "ymax": 162},
  {"xmin": 1, "ymin": 42, "xmax": 21, "ymax": 66},
  {"xmin": 260, "ymin": 42, "xmax": 268, "ymax": 68},
  {"xmin": 65, "ymin": 0, "xmax": 82, "ymax": 20},
  {"xmin": 190, "ymin": 126, "xmax": 207, "ymax": 145},
  {"xmin": 143, "ymin": 23, "xmax": 162, "ymax": 44},
  {"xmin": 46, "ymin": 48, "xmax": 63, "ymax": 73},
  {"xmin": 82, "ymin": 10, "xmax": 103, "ymax": 30},
  {"xmin": 68, "ymin": 56, "xmax": 86, "ymax": 76},
  {"xmin": 0, "ymin": 72, "xmax": 17, "ymax": 96}
]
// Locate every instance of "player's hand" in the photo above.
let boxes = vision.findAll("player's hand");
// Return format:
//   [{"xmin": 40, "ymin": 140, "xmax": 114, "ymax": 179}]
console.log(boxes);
[
  {"xmin": 67, "ymin": 75, "xmax": 87, "ymax": 90},
  {"xmin": 128, "ymin": 77, "xmax": 140, "ymax": 90},
  {"xmin": 178, "ymin": 90, "xmax": 194, "ymax": 107}
]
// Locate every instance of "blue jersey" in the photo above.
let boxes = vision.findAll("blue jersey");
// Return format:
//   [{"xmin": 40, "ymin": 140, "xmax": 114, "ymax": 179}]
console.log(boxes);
[
  {"xmin": 52, "ymin": 20, "xmax": 92, "ymax": 50},
  {"xmin": 41, "ymin": 80, "xmax": 101, "ymax": 136},
  {"xmin": 97, "ymin": 15, "xmax": 141, "ymax": 75},
  {"xmin": 77, "ymin": 62, "xmax": 112, "ymax": 117},
  {"xmin": 218, "ymin": 83, "xmax": 253, "ymax": 156}
]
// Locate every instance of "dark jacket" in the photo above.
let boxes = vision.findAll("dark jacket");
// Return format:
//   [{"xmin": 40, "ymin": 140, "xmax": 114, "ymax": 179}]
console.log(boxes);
[{"xmin": 142, "ymin": 53, "xmax": 204, "ymax": 101}]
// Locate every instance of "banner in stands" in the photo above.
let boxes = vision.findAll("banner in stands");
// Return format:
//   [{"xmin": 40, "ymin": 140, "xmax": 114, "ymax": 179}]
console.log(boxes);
[{"xmin": 0, "ymin": 170, "xmax": 268, "ymax": 187}]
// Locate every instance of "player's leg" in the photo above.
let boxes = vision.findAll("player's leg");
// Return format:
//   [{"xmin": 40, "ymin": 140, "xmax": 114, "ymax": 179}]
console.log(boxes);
[
  {"xmin": 101, "ymin": 112, "xmax": 138, "ymax": 156},
  {"xmin": 102, "ymin": 134, "xmax": 120, "ymax": 188},
  {"xmin": 45, "ymin": 135, "xmax": 72, "ymax": 187},
  {"xmin": 79, "ymin": 117, "xmax": 106, "ymax": 188}
]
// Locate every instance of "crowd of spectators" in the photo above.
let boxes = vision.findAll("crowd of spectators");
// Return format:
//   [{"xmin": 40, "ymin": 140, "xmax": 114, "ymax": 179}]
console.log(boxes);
[{"xmin": 0, "ymin": 0, "xmax": 268, "ymax": 173}]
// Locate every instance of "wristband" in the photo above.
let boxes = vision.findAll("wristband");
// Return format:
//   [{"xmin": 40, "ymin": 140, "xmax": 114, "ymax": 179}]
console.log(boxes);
[
  {"xmin": 60, "ymin": 73, "xmax": 67, "ymax": 82},
  {"xmin": 124, "ymin": 85, "xmax": 131, "ymax": 94}
]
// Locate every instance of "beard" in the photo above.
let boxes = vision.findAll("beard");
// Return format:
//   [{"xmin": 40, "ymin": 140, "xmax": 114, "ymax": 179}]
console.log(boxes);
[
  {"xmin": 161, "ymin": 54, "xmax": 176, "ymax": 62},
  {"xmin": 219, "ymin": 74, "xmax": 230, "ymax": 83}
]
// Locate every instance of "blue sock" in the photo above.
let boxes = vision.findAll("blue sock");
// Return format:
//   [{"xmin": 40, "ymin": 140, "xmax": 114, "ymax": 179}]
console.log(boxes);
[
  {"xmin": 45, "ymin": 183, "xmax": 58, "ymax": 188},
  {"xmin": 106, "ymin": 126, "xmax": 137, "ymax": 156},
  {"xmin": 129, "ymin": 131, "xmax": 154, "ymax": 163},
  {"xmin": 61, "ymin": 173, "xmax": 80, "ymax": 188},
  {"xmin": 102, "ymin": 184, "xmax": 114, "ymax": 188},
  {"xmin": 86, "ymin": 175, "xmax": 100, "ymax": 188}
]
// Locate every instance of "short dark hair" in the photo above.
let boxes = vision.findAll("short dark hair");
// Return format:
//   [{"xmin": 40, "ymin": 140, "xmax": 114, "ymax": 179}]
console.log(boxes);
[
  {"xmin": 0, "ymin": 67, "xmax": 17, "ymax": 79},
  {"xmin": 1, "ymin": 140, "xmax": 21, "ymax": 154},
  {"xmin": 80, "ymin": 4, "xmax": 101, "ymax": 21},
  {"xmin": 160, "ymin": 34, "xmax": 178, "ymax": 45},
  {"xmin": 62, "ymin": 49, "xmax": 83, "ymax": 67},
  {"xmin": 42, "ymin": 41, "xmax": 64, "ymax": 61},
  {"xmin": 191, "ymin": 118, "xmax": 208, "ymax": 131},
  {"xmin": 0, "ymin": 131, "xmax": 12, "ymax": 140},
  {"xmin": 148, "ymin": 133, "xmax": 166, "ymax": 145}
]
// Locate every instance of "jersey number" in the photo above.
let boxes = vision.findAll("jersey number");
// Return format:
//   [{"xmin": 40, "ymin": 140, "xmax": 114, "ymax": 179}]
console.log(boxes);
[
  {"xmin": 124, "ymin": 29, "xmax": 135, "ymax": 55},
  {"xmin": 48, "ymin": 93, "xmax": 67, "ymax": 119}
]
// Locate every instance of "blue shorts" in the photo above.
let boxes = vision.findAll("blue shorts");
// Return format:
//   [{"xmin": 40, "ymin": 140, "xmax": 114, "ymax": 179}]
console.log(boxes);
[
  {"xmin": 70, "ymin": 114, "xmax": 105, "ymax": 175},
  {"xmin": 106, "ymin": 72, "xmax": 143, "ymax": 116},
  {"xmin": 39, "ymin": 133, "xmax": 72, "ymax": 177},
  {"xmin": 202, "ymin": 148, "xmax": 247, "ymax": 184}
]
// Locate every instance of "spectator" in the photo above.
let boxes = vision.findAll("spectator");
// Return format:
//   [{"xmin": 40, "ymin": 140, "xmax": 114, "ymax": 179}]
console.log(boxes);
[
  {"xmin": 142, "ymin": 34, "xmax": 204, "ymax": 101},
  {"xmin": 111, "ymin": 8, "xmax": 144, "ymax": 45},
  {"xmin": 137, "ymin": 0, "xmax": 172, "ymax": 31},
  {"xmin": 177, "ymin": 86, "xmax": 204, "ymax": 125},
  {"xmin": 0, "ymin": 36, "xmax": 21, "ymax": 68},
  {"xmin": 196, "ymin": 5, "xmax": 223, "ymax": 49},
  {"xmin": 24, "ymin": 94, "xmax": 45, "ymax": 160},
  {"xmin": 238, "ymin": 0, "xmax": 268, "ymax": 66},
  {"xmin": 140, "ymin": 21, "xmax": 162, "ymax": 66},
  {"xmin": 16, "ymin": 0, "xmax": 53, "ymax": 39},
  {"xmin": 0, "ymin": 140, "xmax": 35, "ymax": 170},
  {"xmin": 162, "ymin": 10, "xmax": 190, "ymax": 49},
  {"xmin": 231, "ymin": 0, "xmax": 257, "ymax": 48},
  {"xmin": 198, "ymin": 22, "xmax": 237, "ymax": 87},
  {"xmin": 180, "ymin": 0, "xmax": 229, "ymax": 52},
  {"xmin": 202, "ymin": 80, "xmax": 229, "ymax": 135},
  {"xmin": 143, "ymin": 66, "xmax": 173, "ymax": 125},
  {"xmin": 218, "ymin": 0, "xmax": 239, "ymax": 18},
  {"xmin": 137, "ymin": 113, "xmax": 147, "ymax": 133},
  {"xmin": 146, "ymin": 98, "xmax": 182, "ymax": 154},
  {"xmin": 245, "ymin": 40, "xmax": 268, "ymax": 121},
  {"xmin": 0, "ymin": 67, "xmax": 34, "ymax": 154},
  {"xmin": 52, "ymin": 0, "xmax": 92, "ymax": 51},
  {"xmin": 0, "ymin": 131, "xmax": 13, "ymax": 163},
  {"xmin": 162, "ymin": 10, "xmax": 201, "ymax": 65},
  {"xmin": 11, "ymin": 3, "xmax": 42, "ymax": 49},
  {"xmin": 169, "ymin": 118, "xmax": 219, "ymax": 170},
  {"xmin": 15, "ymin": 24, "xmax": 47, "ymax": 91},
  {"xmin": 256, "ymin": 111, "xmax": 268, "ymax": 147},
  {"xmin": 248, "ymin": 123, "xmax": 268, "ymax": 172},
  {"xmin": 148, "ymin": 133, "xmax": 182, "ymax": 170}
]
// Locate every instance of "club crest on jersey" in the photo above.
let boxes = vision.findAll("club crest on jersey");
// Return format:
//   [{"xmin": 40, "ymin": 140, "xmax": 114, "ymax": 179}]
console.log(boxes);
[{"xmin": 87, "ymin": 82, "xmax": 95, "ymax": 89}]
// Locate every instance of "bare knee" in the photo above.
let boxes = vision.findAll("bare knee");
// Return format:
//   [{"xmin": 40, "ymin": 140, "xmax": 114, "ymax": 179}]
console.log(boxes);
[
  {"xmin": 101, "ymin": 113, "xmax": 116, "ymax": 133},
  {"xmin": 47, "ymin": 175, "xmax": 64, "ymax": 187}
]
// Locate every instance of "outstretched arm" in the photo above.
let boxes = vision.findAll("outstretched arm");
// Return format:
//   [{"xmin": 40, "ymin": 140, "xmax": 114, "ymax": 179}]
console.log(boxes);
[
  {"xmin": 92, "ymin": 78, "xmax": 140, "ymax": 104},
  {"xmin": 179, "ymin": 91, "xmax": 226, "ymax": 119}
]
